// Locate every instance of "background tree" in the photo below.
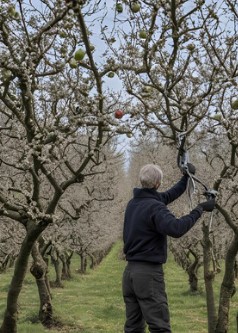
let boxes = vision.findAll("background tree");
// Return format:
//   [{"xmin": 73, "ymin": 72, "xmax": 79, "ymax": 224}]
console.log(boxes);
[{"xmin": 0, "ymin": 1, "xmax": 130, "ymax": 331}]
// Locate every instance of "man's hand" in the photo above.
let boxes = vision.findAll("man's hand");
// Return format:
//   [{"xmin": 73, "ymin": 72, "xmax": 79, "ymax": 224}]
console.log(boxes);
[
  {"xmin": 187, "ymin": 163, "xmax": 195, "ymax": 175},
  {"xmin": 183, "ymin": 162, "xmax": 196, "ymax": 175},
  {"xmin": 198, "ymin": 198, "xmax": 216, "ymax": 212}
]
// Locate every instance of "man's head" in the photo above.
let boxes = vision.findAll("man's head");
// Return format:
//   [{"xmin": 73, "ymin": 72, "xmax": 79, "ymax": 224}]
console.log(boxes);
[{"xmin": 139, "ymin": 164, "xmax": 163, "ymax": 189}]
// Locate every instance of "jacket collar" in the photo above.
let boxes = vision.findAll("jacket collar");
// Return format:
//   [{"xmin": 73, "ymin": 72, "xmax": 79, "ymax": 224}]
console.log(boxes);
[{"xmin": 133, "ymin": 187, "xmax": 160, "ymax": 199}]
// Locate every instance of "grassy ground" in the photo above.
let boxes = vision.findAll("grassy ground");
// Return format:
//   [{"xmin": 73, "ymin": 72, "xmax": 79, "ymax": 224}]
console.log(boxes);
[{"xmin": 0, "ymin": 242, "xmax": 237, "ymax": 333}]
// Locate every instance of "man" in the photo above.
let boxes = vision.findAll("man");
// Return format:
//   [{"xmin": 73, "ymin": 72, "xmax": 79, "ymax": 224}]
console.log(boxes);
[{"xmin": 122, "ymin": 163, "xmax": 215, "ymax": 333}]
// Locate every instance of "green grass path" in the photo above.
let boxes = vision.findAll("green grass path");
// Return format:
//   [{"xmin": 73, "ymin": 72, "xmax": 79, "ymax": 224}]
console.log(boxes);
[{"xmin": 0, "ymin": 242, "xmax": 237, "ymax": 332}]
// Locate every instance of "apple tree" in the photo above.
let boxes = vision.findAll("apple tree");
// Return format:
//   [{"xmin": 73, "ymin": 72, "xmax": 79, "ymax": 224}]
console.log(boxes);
[
  {"xmin": 0, "ymin": 0, "xmax": 131, "ymax": 331},
  {"xmin": 111, "ymin": 1, "xmax": 238, "ymax": 332}
]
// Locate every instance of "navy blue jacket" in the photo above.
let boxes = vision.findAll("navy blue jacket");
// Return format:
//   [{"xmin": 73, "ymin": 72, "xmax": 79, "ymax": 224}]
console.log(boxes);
[{"xmin": 123, "ymin": 175, "xmax": 203, "ymax": 264}]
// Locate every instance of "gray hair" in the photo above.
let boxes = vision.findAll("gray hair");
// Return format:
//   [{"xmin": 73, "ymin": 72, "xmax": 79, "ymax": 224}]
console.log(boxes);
[{"xmin": 139, "ymin": 164, "xmax": 163, "ymax": 189}]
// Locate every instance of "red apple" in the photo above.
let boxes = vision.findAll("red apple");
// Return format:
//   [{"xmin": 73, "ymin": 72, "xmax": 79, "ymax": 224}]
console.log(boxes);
[{"xmin": 115, "ymin": 109, "xmax": 124, "ymax": 119}]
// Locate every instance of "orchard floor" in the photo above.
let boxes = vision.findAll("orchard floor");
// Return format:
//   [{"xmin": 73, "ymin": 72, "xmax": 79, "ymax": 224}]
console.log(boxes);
[{"xmin": 0, "ymin": 242, "xmax": 237, "ymax": 333}]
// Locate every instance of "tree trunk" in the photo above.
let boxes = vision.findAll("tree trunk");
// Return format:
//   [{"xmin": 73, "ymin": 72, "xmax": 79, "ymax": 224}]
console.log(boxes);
[
  {"xmin": 43, "ymin": 257, "xmax": 52, "ymax": 298},
  {"xmin": 215, "ymin": 234, "xmax": 238, "ymax": 333},
  {"xmin": 60, "ymin": 254, "xmax": 70, "ymax": 280},
  {"xmin": 234, "ymin": 255, "xmax": 238, "ymax": 278},
  {"xmin": 187, "ymin": 248, "xmax": 200, "ymax": 293},
  {"xmin": 61, "ymin": 252, "xmax": 72, "ymax": 280},
  {"xmin": 0, "ymin": 254, "xmax": 11, "ymax": 273},
  {"xmin": 79, "ymin": 253, "xmax": 87, "ymax": 273},
  {"xmin": 8, "ymin": 254, "xmax": 16, "ymax": 269},
  {"xmin": 66, "ymin": 251, "xmax": 73, "ymax": 277},
  {"xmin": 0, "ymin": 223, "xmax": 41, "ymax": 333},
  {"xmin": 188, "ymin": 268, "xmax": 198, "ymax": 292},
  {"xmin": 30, "ymin": 242, "xmax": 53, "ymax": 327},
  {"xmin": 236, "ymin": 312, "xmax": 238, "ymax": 333},
  {"xmin": 202, "ymin": 222, "xmax": 217, "ymax": 333},
  {"xmin": 51, "ymin": 258, "xmax": 63, "ymax": 287},
  {"xmin": 89, "ymin": 253, "xmax": 96, "ymax": 269}
]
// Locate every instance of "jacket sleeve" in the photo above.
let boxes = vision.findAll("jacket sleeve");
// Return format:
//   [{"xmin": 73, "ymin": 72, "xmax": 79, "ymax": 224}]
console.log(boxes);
[
  {"xmin": 151, "ymin": 202, "xmax": 203, "ymax": 238},
  {"xmin": 159, "ymin": 174, "xmax": 188, "ymax": 205}
]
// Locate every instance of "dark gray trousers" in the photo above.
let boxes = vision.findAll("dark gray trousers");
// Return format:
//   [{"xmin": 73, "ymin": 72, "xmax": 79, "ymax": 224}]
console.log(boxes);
[{"xmin": 122, "ymin": 262, "xmax": 171, "ymax": 333}]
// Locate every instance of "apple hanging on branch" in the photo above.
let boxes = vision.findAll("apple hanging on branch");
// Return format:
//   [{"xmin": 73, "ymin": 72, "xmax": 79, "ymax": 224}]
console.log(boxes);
[
  {"xmin": 131, "ymin": 2, "xmax": 141, "ymax": 13},
  {"xmin": 107, "ymin": 71, "xmax": 115, "ymax": 78},
  {"xmin": 74, "ymin": 48, "xmax": 86, "ymax": 61},
  {"xmin": 114, "ymin": 109, "xmax": 124, "ymax": 119},
  {"xmin": 69, "ymin": 58, "xmax": 78, "ymax": 69},
  {"xmin": 212, "ymin": 114, "xmax": 222, "ymax": 122},
  {"xmin": 231, "ymin": 99, "xmax": 238, "ymax": 110},
  {"xmin": 116, "ymin": 3, "xmax": 123, "ymax": 13},
  {"xmin": 139, "ymin": 30, "xmax": 147, "ymax": 39}
]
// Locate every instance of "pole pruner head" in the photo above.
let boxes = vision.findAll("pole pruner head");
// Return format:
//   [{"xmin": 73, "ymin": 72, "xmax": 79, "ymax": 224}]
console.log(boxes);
[
  {"xmin": 203, "ymin": 189, "xmax": 218, "ymax": 200},
  {"xmin": 176, "ymin": 132, "xmax": 189, "ymax": 172}
]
